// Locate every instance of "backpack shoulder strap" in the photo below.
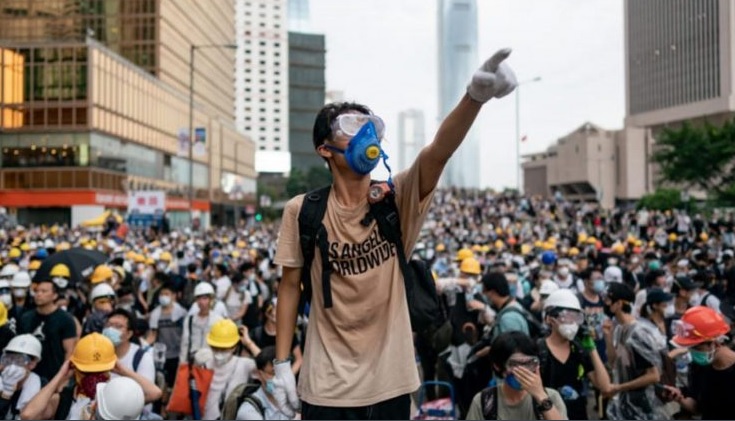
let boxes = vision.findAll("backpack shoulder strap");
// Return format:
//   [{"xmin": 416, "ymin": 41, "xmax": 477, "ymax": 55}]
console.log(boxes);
[
  {"xmin": 298, "ymin": 185, "xmax": 332, "ymax": 308},
  {"xmin": 369, "ymin": 190, "xmax": 412, "ymax": 295},
  {"xmin": 241, "ymin": 396, "xmax": 265, "ymax": 418},
  {"xmin": 480, "ymin": 386, "xmax": 499, "ymax": 420},
  {"xmin": 700, "ymin": 293, "xmax": 712, "ymax": 307},
  {"xmin": 132, "ymin": 346, "xmax": 147, "ymax": 372}
]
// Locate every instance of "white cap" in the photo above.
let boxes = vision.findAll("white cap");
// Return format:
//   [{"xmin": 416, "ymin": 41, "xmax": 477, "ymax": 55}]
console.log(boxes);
[
  {"xmin": 96, "ymin": 377, "xmax": 145, "ymax": 420},
  {"xmin": 604, "ymin": 266, "xmax": 623, "ymax": 283},
  {"xmin": 193, "ymin": 282, "xmax": 215, "ymax": 297}
]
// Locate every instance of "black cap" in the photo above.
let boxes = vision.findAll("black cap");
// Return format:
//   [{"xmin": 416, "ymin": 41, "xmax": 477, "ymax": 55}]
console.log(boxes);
[
  {"xmin": 645, "ymin": 287, "xmax": 674, "ymax": 305},
  {"xmin": 606, "ymin": 282, "xmax": 635, "ymax": 304},
  {"xmin": 673, "ymin": 275, "xmax": 697, "ymax": 291}
]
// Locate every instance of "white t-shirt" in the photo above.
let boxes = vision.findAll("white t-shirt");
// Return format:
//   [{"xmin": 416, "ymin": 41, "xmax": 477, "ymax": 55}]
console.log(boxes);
[
  {"xmin": 224, "ymin": 287, "xmax": 252, "ymax": 321},
  {"xmin": 214, "ymin": 276, "xmax": 232, "ymax": 301},
  {"xmin": 15, "ymin": 371, "xmax": 41, "ymax": 415},
  {"xmin": 236, "ymin": 386, "xmax": 292, "ymax": 420},
  {"xmin": 203, "ymin": 356, "xmax": 256, "ymax": 420},
  {"xmin": 112, "ymin": 342, "xmax": 155, "ymax": 383},
  {"xmin": 187, "ymin": 300, "xmax": 229, "ymax": 319}
]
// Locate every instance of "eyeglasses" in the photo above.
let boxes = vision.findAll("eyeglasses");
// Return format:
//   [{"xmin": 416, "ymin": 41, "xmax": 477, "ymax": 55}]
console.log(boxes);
[
  {"xmin": 1, "ymin": 352, "xmax": 30, "ymax": 367},
  {"xmin": 505, "ymin": 356, "xmax": 539, "ymax": 371},
  {"xmin": 554, "ymin": 310, "xmax": 585, "ymax": 325},
  {"xmin": 331, "ymin": 114, "xmax": 386, "ymax": 139}
]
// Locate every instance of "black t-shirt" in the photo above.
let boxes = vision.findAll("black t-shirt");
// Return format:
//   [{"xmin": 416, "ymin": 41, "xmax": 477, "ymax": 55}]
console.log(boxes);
[
  {"xmin": 539, "ymin": 339, "xmax": 594, "ymax": 420},
  {"xmin": 250, "ymin": 325, "xmax": 300, "ymax": 353},
  {"xmin": 18, "ymin": 308, "xmax": 77, "ymax": 381},
  {"xmin": 689, "ymin": 361, "xmax": 735, "ymax": 419}
]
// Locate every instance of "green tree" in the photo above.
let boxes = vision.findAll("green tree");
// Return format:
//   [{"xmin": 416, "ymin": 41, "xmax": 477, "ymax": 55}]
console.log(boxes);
[
  {"xmin": 285, "ymin": 165, "xmax": 332, "ymax": 197},
  {"xmin": 651, "ymin": 119, "xmax": 735, "ymax": 194},
  {"xmin": 637, "ymin": 188, "xmax": 683, "ymax": 211}
]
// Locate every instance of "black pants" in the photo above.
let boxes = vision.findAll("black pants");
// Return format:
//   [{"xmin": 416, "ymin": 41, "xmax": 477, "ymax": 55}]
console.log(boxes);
[{"xmin": 301, "ymin": 393, "xmax": 410, "ymax": 420}]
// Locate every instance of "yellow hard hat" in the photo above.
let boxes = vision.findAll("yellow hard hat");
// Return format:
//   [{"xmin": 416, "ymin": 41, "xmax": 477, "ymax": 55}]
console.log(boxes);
[
  {"xmin": 159, "ymin": 251, "xmax": 172, "ymax": 262},
  {"xmin": 90, "ymin": 265, "xmax": 113, "ymax": 284},
  {"xmin": 0, "ymin": 302, "xmax": 7, "ymax": 327},
  {"xmin": 569, "ymin": 247, "xmax": 580, "ymax": 257},
  {"xmin": 627, "ymin": 235, "xmax": 637, "ymax": 244},
  {"xmin": 70, "ymin": 333, "xmax": 116, "ymax": 373},
  {"xmin": 231, "ymin": 250, "xmax": 241, "ymax": 258},
  {"xmin": 19, "ymin": 243, "xmax": 30, "ymax": 252},
  {"xmin": 534, "ymin": 240, "xmax": 543, "ymax": 249},
  {"xmin": 28, "ymin": 260, "xmax": 41, "ymax": 271},
  {"xmin": 236, "ymin": 240, "xmax": 246, "ymax": 249},
  {"xmin": 521, "ymin": 244, "xmax": 532, "ymax": 255},
  {"xmin": 459, "ymin": 258, "xmax": 481, "ymax": 275},
  {"xmin": 49, "ymin": 225, "xmax": 59, "ymax": 235},
  {"xmin": 435, "ymin": 243, "xmax": 446, "ymax": 252},
  {"xmin": 700, "ymin": 232, "xmax": 709, "ymax": 242},
  {"xmin": 669, "ymin": 233, "xmax": 678, "ymax": 242},
  {"xmin": 495, "ymin": 227, "xmax": 503, "ymax": 235},
  {"xmin": 112, "ymin": 266, "xmax": 126, "ymax": 281},
  {"xmin": 494, "ymin": 239, "xmax": 504, "ymax": 250},
  {"xmin": 455, "ymin": 248, "xmax": 473, "ymax": 262},
  {"xmin": 612, "ymin": 243, "xmax": 626, "ymax": 255},
  {"xmin": 50, "ymin": 264, "xmax": 71, "ymax": 279},
  {"xmin": 206, "ymin": 319, "xmax": 240, "ymax": 348},
  {"xmin": 634, "ymin": 240, "xmax": 643, "ymax": 247},
  {"xmin": 125, "ymin": 251, "xmax": 137, "ymax": 261},
  {"xmin": 577, "ymin": 233, "xmax": 588, "ymax": 244},
  {"xmin": 8, "ymin": 248, "xmax": 21, "ymax": 259},
  {"xmin": 133, "ymin": 254, "xmax": 145, "ymax": 263},
  {"xmin": 542, "ymin": 241, "xmax": 556, "ymax": 251},
  {"xmin": 56, "ymin": 242, "xmax": 71, "ymax": 251},
  {"xmin": 586, "ymin": 236, "xmax": 597, "ymax": 245},
  {"xmin": 480, "ymin": 245, "xmax": 490, "ymax": 253},
  {"xmin": 145, "ymin": 257, "xmax": 155, "ymax": 266},
  {"xmin": 471, "ymin": 245, "xmax": 482, "ymax": 252}
]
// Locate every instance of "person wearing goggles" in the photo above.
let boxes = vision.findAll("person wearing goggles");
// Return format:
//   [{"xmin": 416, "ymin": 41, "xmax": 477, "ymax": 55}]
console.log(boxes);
[
  {"xmin": 538, "ymin": 289, "xmax": 611, "ymax": 420},
  {"xmin": 659, "ymin": 306, "xmax": 735, "ymax": 420},
  {"xmin": 0, "ymin": 334, "xmax": 42, "ymax": 419},
  {"xmin": 275, "ymin": 49, "xmax": 518, "ymax": 420},
  {"xmin": 465, "ymin": 331, "xmax": 566, "ymax": 420}
]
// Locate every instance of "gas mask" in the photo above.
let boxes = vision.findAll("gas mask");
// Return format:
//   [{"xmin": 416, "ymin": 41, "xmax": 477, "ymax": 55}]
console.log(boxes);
[{"xmin": 325, "ymin": 120, "xmax": 384, "ymax": 175}]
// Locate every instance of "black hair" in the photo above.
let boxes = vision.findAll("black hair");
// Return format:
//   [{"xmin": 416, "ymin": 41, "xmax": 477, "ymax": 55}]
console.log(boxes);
[
  {"xmin": 239, "ymin": 261, "xmax": 255, "ymax": 273},
  {"xmin": 106, "ymin": 308, "xmax": 135, "ymax": 332},
  {"xmin": 312, "ymin": 102, "xmax": 373, "ymax": 150},
  {"xmin": 159, "ymin": 281, "xmax": 177, "ymax": 293},
  {"xmin": 37, "ymin": 279, "xmax": 60, "ymax": 295},
  {"xmin": 488, "ymin": 331, "xmax": 539, "ymax": 378},
  {"xmin": 187, "ymin": 263, "xmax": 198, "ymax": 274},
  {"xmin": 215, "ymin": 263, "xmax": 228, "ymax": 275},
  {"xmin": 580, "ymin": 268, "xmax": 593, "ymax": 282},
  {"xmin": 116, "ymin": 286, "xmax": 134, "ymax": 298},
  {"xmin": 482, "ymin": 271, "xmax": 510, "ymax": 297},
  {"xmin": 256, "ymin": 346, "xmax": 276, "ymax": 371},
  {"xmin": 153, "ymin": 271, "xmax": 170, "ymax": 284}
]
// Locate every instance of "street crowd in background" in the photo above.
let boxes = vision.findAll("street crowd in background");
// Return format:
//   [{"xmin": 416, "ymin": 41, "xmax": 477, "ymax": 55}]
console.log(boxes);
[{"xmin": 0, "ymin": 188, "xmax": 733, "ymax": 419}]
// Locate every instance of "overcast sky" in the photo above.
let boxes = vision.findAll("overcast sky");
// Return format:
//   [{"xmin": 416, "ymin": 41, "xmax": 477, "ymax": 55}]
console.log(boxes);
[{"xmin": 307, "ymin": 0, "xmax": 625, "ymax": 190}]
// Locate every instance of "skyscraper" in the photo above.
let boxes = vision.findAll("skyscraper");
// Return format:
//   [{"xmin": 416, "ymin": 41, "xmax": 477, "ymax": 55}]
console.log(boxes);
[
  {"xmin": 438, "ymin": 0, "xmax": 479, "ymax": 188},
  {"xmin": 288, "ymin": 0, "xmax": 311, "ymax": 32},
  {"xmin": 234, "ymin": 0, "xmax": 290, "ymax": 173},
  {"xmin": 397, "ymin": 110, "xmax": 426, "ymax": 172}
]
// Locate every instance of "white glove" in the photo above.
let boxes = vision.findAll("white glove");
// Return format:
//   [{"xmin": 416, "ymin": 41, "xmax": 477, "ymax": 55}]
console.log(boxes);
[
  {"xmin": 272, "ymin": 360, "xmax": 299, "ymax": 416},
  {"xmin": 466, "ymin": 48, "xmax": 518, "ymax": 103},
  {"xmin": 1, "ymin": 365, "xmax": 26, "ymax": 397}
]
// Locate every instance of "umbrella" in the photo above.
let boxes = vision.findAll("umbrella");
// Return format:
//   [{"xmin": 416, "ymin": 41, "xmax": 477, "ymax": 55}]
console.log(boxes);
[{"xmin": 32, "ymin": 247, "xmax": 109, "ymax": 287}]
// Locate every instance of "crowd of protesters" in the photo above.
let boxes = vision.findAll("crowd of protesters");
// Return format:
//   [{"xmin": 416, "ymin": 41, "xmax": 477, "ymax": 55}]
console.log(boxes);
[{"xmin": 0, "ymin": 188, "xmax": 732, "ymax": 419}]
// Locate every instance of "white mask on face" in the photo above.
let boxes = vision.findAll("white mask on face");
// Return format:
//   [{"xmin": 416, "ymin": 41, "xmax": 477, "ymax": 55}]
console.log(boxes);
[
  {"xmin": 664, "ymin": 302, "xmax": 675, "ymax": 318},
  {"xmin": 557, "ymin": 322, "xmax": 579, "ymax": 341},
  {"xmin": 212, "ymin": 351, "xmax": 232, "ymax": 367},
  {"xmin": 689, "ymin": 292, "xmax": 702, "ymax": 307},
  {"xmin": 558, "ymin": 267, "xmax": 570, "ymax": 277}
]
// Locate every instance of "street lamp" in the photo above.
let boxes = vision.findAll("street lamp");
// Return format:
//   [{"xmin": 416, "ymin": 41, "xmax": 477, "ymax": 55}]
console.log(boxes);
[
  {"xmin": 188, "ymin": 43, "xmax": 237, "ymax": 225},
  {"xmin": 515, "ymin": 76, "xmax": 542, "ymax": 194}
]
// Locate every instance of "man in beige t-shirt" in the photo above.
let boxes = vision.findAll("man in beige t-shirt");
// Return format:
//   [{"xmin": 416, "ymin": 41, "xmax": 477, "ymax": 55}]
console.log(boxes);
[{"xmin": 272, "ymin": 49, "xmax": 518, "ymax": 420}]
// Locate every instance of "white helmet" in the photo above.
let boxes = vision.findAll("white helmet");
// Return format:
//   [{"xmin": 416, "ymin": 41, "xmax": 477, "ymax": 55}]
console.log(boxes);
[
  {"xmin": 11, "ymin": 272, "xmax": 31, "ymax": 289},
  {"xmin": 95, "ymin": 377, "xmax": 145, "ymax": 420},
  {"xmin": 4, "ymin": 334, "xmax": 42, "ymax": 360},
  {"xmin": 0, "ymin": 280, "xmax": 9, "ymax": 290},
  {"xmin": 0, "ymin": 264, "xmax": 19, "ymax": 279},
  {"xmin": 43, "ymin": 239, "xmax": 55, "ymax": 249},
  {"xmin": 193, "ymin": 282, "xmax": 215, "ymax": 297},
  {"xmin": 604, "ymin": 266, "xmax": 623, "ymax": 283},
  {"xmin": 539, "ymin": 280, "xmax": 560, "ymax": 296},
  {"xmin": 543, "ymin": 289, "xmax": 582, "ymax": 312},
  {"xmin": 90, "ymin": 283, "xmax": 116, "ymax": 301}
]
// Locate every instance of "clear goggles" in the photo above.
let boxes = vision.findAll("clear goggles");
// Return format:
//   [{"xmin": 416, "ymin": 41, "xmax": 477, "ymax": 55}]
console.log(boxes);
[
  {"xmin": 331, "ymin": 114, "xmax": 386, "ymax": 139},
  {"xmin": 1, "ymin": 352, "xmax": 30, "ymax": 367},
  {"xmin": 505, "ymin": 355, "xmax": 540, "ymax": 371},
  {"xmin": 553, "ymin": 309, "xmax": 585, "ymax": 325}
]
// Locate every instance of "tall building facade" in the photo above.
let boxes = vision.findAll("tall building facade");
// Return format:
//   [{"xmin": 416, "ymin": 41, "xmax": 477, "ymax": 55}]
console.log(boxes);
[
  {"xmin": 287, "ymin": 0, "xmax": 311, "ymax": 32},
  {"xmin": 234, "ymin": 0, "xmax": 290, "ymax": 173},
  {"xmin": 438, "ymin": 0, "xmax": 480, "ymax": 188},
  {"xmin": 397, "ymin": 109, "xmax": 426, "ymax": 172},
  {"xmin": 626, "ymin": 0, "xmax": 735, "ymax": 129},
  {"xmin": 0, "ymin": 0, "xmax": 256, "ymax": 227},
  {"xmin": 288, "ymin": 31, "xmax": 326, "ymax": 172}
]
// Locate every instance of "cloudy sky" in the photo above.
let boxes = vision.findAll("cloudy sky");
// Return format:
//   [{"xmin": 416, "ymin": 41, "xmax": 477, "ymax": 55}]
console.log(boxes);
[{"xmin": 307, "ymin": 0, "xmax": 626, "ymax": 190}]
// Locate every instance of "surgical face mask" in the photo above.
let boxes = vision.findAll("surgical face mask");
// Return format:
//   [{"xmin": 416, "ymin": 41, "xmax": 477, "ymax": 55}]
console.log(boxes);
[
  {"xmin": 213, "ymin": 351, "xmax": 232, "ymax": 366},
  {"xmin": 324, "ymin": 119, "xmax": 384, "ymax": 175},
  {"xmin": 558, "ymin": 267, "xmax": 570, "ymax": 277},
  {"xmin": 265, "ymin": 379, "xmax": 276, "ymax": 395},
  {"xmin": 102, "ymin": 327, "xmax": 123, "ymax": 346},
  {"xmin": 592, "ymin": 279, "xmax": 606, "ymax": 294},
  {"xmin": 12, "ymin": 288, "xmax": 26, "ymax": 298},
  {"xmin": 159, "ymin": 295, "xmax": 172, "ymax": 307},
  {"xmin": 557, "ymin": 322, "xmax": 579, "ymax": 341},
  {"xmin": 663, "ymin": 303, "xmax": 675, "ymax": 318},
  {"xmin": 690, "ymin": 348, "xmax": 715, "ymax": 366},
  {"xmin": 0, "ymin": 294, "xmax": 12, "ymax": 308},
  {"xmin": 504, "ymin": 372, "xmax": 523, "ymax": 390},
  {"xmin": 689, "ymin": 292, "xmax": 701, "ymax": 307},
  {"xmin": 156, "ymin": 262, "xmax": 168, "ymax": 272}
]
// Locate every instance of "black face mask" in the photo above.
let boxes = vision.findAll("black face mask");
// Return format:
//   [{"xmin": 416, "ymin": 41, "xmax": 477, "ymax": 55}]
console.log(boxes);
[{"xmin": 603, "ymin": 303, "xmax": 615, "ymax": 318}]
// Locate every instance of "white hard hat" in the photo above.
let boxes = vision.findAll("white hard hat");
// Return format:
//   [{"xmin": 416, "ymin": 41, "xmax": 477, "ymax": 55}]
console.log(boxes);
[
  {"xmin": 43, "ymin": 239, "xmax": 55, "ymax": 249},
  {"xmin": 90, "ymin": 283, "xmax": 116, "ymax": 301},
  {"xmin": 543, "ymin": 289, "xmax": 582, "ymax": 312},
  {"xmin": 0, "ymin": 280, "xmax": 9, "ymax": 290},
  {"xmin": 604, "ymin": 266, "xmax": 623, "ymax": 283},
  {"xmin": 95, "ymin": 377, "xmax": 145, "ymax": 420},
  {"xmin": 4, "ymin": 334, "xmax": 42, "ymax": 360},
  {"xmin": 539, "ymin": 279, "xmax": 560, "ymax": 296},
  {"xmin": 0, "ymin": 264, "xmax": 19, "ymax": 278},
  {"xmin": 10, "ymin": 271, "xmax": 31, "ymax": 289},
  {"xmin": 193, "ymin": 282, "xmax": 215, "ymax": 297}
]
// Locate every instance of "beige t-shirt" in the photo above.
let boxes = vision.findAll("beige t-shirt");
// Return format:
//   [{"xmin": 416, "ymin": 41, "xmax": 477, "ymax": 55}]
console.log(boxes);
[{"xmin": 274, "ymin": 160, "xmax": 433, "ymax": 407}]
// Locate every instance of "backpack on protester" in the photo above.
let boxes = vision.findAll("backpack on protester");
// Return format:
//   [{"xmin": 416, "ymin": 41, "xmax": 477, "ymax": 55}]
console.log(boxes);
[
  {"xmin": 495, "ymin": 305, "xmax": 544, "ymax": 339},
  {"xmin": 297, "ymin": 184, "xmax": 447, "ymax": 335},
  {"xmin": 220, "ymin": 381, "xmax": 264, "ymax": 420}
]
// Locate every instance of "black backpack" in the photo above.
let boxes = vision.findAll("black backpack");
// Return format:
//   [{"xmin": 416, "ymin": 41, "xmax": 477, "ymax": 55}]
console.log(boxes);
[
  {"xmin": 220, "ymin": 381, "xmax": 264, "ymax": 420},
  {"xmin": 297, "ymin": 184, "xmax": 446, "ymax": 333}
]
